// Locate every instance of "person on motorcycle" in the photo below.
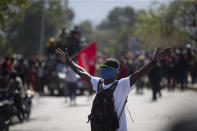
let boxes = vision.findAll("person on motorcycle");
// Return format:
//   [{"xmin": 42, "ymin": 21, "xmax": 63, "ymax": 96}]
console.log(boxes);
[
  {"xmin": 0, "ymin": 71, "xmax": 9, "ymax": 92},
  {"xmin": 8, "ymin": 71, "xmax": 26, "ymax": 122}
]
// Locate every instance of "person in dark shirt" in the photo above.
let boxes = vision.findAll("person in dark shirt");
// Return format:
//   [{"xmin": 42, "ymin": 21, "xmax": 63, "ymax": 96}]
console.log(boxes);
[
  {"xmin": 15, "ymin": 58, "xmax": 26, "ymax": 86},
  {"xmin": 149, "ymin": 62, "xmax": 162, "ymax": 101},
  {"xmin": 166, "ymin": 53, "xmax": 177, "ymax": 91},
  {"xmin": 178, "ymin": 49, "xmax": 188, "ymax": 90}
]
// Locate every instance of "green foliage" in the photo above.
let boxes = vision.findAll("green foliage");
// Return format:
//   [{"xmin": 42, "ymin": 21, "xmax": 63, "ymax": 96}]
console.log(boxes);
[
  {"xmin": 78, "ymin": 7, "xmax": 136, "ymax": 55},
  {"xmin": 78, "ymin": 20, "xmax": 93, "ymax": 39},
  {"xmin": 98, "ymin": 6, "xmax": 135, "ymax": 30},
  {"xmin": 0, "ymin": 0, "xmax": 73, "ymax": 56},
  {"xmin": 96, "ymin": 6, "xmax": 136, "ymax": 54},
  {"xmin": 0, "ymin": 0, "xmax": 29, "ymax": 29},
  {"xmin": 1, "ymin": 0, "xmax": 197, "ymax": 56},
  {"xmin": 91, "ymin": 0, "xmax": 197, "ymax": 54},
  {"xmin": 133, "ymin": 2, "xmax": 190, "ymax": 49},
  {"xmin": 0, "ymin": 0, "xmax": 29, "ymax": 55},
  {"xmin": 44, "ymin": 0, "xmax": 68, "ymax": 42},
  {"xmin": 0, "ymin": 35, "xmax": 8, "ymax": 55},
  {"xmin": 169, "ymin": 0, "xmax": 197, "ymax": 46}
]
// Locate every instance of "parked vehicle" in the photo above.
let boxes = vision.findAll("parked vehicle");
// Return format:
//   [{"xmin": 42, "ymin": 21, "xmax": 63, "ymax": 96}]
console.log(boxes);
[{"xmin": 46, "ymin": 71, "xmax": 65, "ymax": 96}]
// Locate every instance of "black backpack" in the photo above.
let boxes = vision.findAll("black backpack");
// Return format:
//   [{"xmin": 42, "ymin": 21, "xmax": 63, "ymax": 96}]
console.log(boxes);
[{"xmin": 87, "ymin": 79, "xmax": 127, "ymax": 131}]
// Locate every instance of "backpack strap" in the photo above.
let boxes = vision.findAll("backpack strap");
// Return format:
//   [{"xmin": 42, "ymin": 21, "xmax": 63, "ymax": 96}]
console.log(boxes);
[
  {"xmin": 97, "ymin": 79, "xmax": 118, "ymax": 93},
  {"xmin": 108, "ymin": 81, "xmax": 128, "ymax": 121},
  {"xmin": 109, "ymin": 81, "xmax": 119, "ymax": 93},
  {"xmin": 119, "ymin": 97, "xmax": 128, "ymax": 120},
  {"xmin": 97, "ymin": 79, "xmax": 104, "ymax": 93}
]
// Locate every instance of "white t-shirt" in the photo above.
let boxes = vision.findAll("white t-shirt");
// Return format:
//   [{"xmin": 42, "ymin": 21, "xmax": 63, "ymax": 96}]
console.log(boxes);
[{"xmin": 91, "ymin": 76, "xmax": 135, "ymax": 131}]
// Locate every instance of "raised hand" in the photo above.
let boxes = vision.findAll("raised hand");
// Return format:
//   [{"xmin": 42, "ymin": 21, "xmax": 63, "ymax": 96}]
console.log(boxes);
[
  {"xmin": 154, "ymin": 47, "xmax": 172, "ymax": 63},
  {"xmin": 55, "ymin": 48, "xmax": 69, "ymax": 63}
]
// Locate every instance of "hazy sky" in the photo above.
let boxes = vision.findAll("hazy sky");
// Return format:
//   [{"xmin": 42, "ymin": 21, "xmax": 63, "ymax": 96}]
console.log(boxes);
[{"xmin": 69, "ymin": 0, "xmax": 169, "ymax": 25}]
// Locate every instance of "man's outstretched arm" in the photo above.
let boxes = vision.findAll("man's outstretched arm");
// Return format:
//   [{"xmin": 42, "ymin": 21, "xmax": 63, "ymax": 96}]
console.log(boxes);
[
  {"xmin": 56, "ymin": 48, "xmax": 91, "ymax": 83},
  {"xmin": 130, "ymin": 47, "xmax": 172, "ymax": 86}
]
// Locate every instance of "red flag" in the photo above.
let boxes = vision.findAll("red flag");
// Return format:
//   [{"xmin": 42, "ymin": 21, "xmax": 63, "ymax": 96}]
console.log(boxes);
[{"xmin": 77, "ymin": 42, "xmax": 96, "ymax": 76}]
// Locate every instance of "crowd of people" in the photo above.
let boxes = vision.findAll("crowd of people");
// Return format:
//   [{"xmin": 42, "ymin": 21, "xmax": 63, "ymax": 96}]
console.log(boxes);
[
  {"xmin": 0, "ymin": 25, "xmax": 197, "ymax": 104},
  {"xmin": 0, "ymin": 26, "xmax": 86, "ymax": 107},
  {"xmin": 116, "ymin": 45, "xmax": 197, "ymax": 100},
  {"xmin": 0, "ymin": 13, "xmax": 196, "ymax": 130},
  {"xmin": 0, "ymin": 45, "xmax": 196, "ymax": 97},
  {"xmin": 0, "ymin": 55, "xmax": 38, "ymax": 131},
  {"xmin": 0, "ymin": 46, "xmax": 196, "ymax": 103},
  {"xmin": 46, "ymin": 26, "xmax": 87, "ymax": 57},
  {"xmin": 0, "ymin": 55, "xmax": 44, "ymax": 93}
]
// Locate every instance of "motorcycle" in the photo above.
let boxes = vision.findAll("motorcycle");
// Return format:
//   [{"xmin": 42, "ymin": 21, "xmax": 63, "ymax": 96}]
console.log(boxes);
[
  {"xmin": 0, "ymin": 97, "xmax": 11, "ymax": 131},
  {"xmin": 22, "ymin": 90, "xmax": 34, "ymax": 120},
  {"xmin": 11, "ymin": 89, "xmax": 25, "ymax": 122}
]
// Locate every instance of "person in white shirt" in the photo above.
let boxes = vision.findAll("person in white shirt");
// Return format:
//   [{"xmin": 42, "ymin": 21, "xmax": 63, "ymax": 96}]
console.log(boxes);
[{"xmin": 56, "ymin": 47, "xmax": 172, "ymax": 131}]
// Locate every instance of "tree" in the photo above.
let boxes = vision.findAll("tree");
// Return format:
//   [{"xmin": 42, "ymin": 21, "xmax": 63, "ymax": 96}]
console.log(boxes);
[
  {"xmin": 168, "ymin": 0, "xmax": 197, "ymax": 46},
  {"xmin": 133, "ymin": 3, "xmax": 189, "ymax": 49},
  {"xmin": 98, "ymin": 6, "xmax": 135, "ymax": 30},
  {"xmin": 4, "ymin": 0, "xmax": 73, "ymax": 56},
  {"xmin": 0, "ymin": 0, "xmax": 28, "ymax": 29},
  {"xmin": 97, "ymin": 6, "xmax": 136, "ymax": 54},
  {"xmin": 78, "ymin": 20, "xmax": 93, "ymax": 41},
  {"xmin": 0, "ymin": 0, "xmax": 29, "ymax": 55}
]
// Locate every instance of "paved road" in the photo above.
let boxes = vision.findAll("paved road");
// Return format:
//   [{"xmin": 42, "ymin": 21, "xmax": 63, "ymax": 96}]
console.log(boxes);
[{"xmin": 10, "ymin": 89, "xmax": 197, "ymax": 131}]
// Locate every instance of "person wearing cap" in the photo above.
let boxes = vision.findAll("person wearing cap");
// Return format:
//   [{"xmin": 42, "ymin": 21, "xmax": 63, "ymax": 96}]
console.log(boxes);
[{"xmin": 56, "ymin": 47, "xmax": 171, "ymax": 131}]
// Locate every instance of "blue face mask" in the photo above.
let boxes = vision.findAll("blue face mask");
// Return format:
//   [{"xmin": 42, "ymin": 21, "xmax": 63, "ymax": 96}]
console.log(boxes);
[{"xmin": 100, "ymin": 67, "xmax": 119, "ymax": 79}]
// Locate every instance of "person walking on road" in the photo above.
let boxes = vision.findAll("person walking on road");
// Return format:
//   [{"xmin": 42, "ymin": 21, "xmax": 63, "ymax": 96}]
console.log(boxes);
[
  {"xmin": 149, "ymin": 62, "xmax": 162, "ymax": 101},
  {"xmin": 65, "ymin": 66, "xmax": 78, "ymax": 106},
  {"xmin": 56, "ymin": 47, "xmax": 171, "ymax": 131}
]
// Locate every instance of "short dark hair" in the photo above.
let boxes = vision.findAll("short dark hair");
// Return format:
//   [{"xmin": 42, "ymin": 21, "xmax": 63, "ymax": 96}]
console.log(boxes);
[{"xmin": 101, "ymin": 58, "xmax": 120, "ymax": 69}]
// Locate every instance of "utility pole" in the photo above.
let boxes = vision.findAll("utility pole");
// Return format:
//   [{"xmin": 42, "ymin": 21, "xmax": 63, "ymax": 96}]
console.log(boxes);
[
  {"xmin": 64, "ymin": 0, "xmax": 69, "ymax": 27},
  {"xmin": 39, "ymin": 0, "xmax": 46, "ymax": 54}
]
